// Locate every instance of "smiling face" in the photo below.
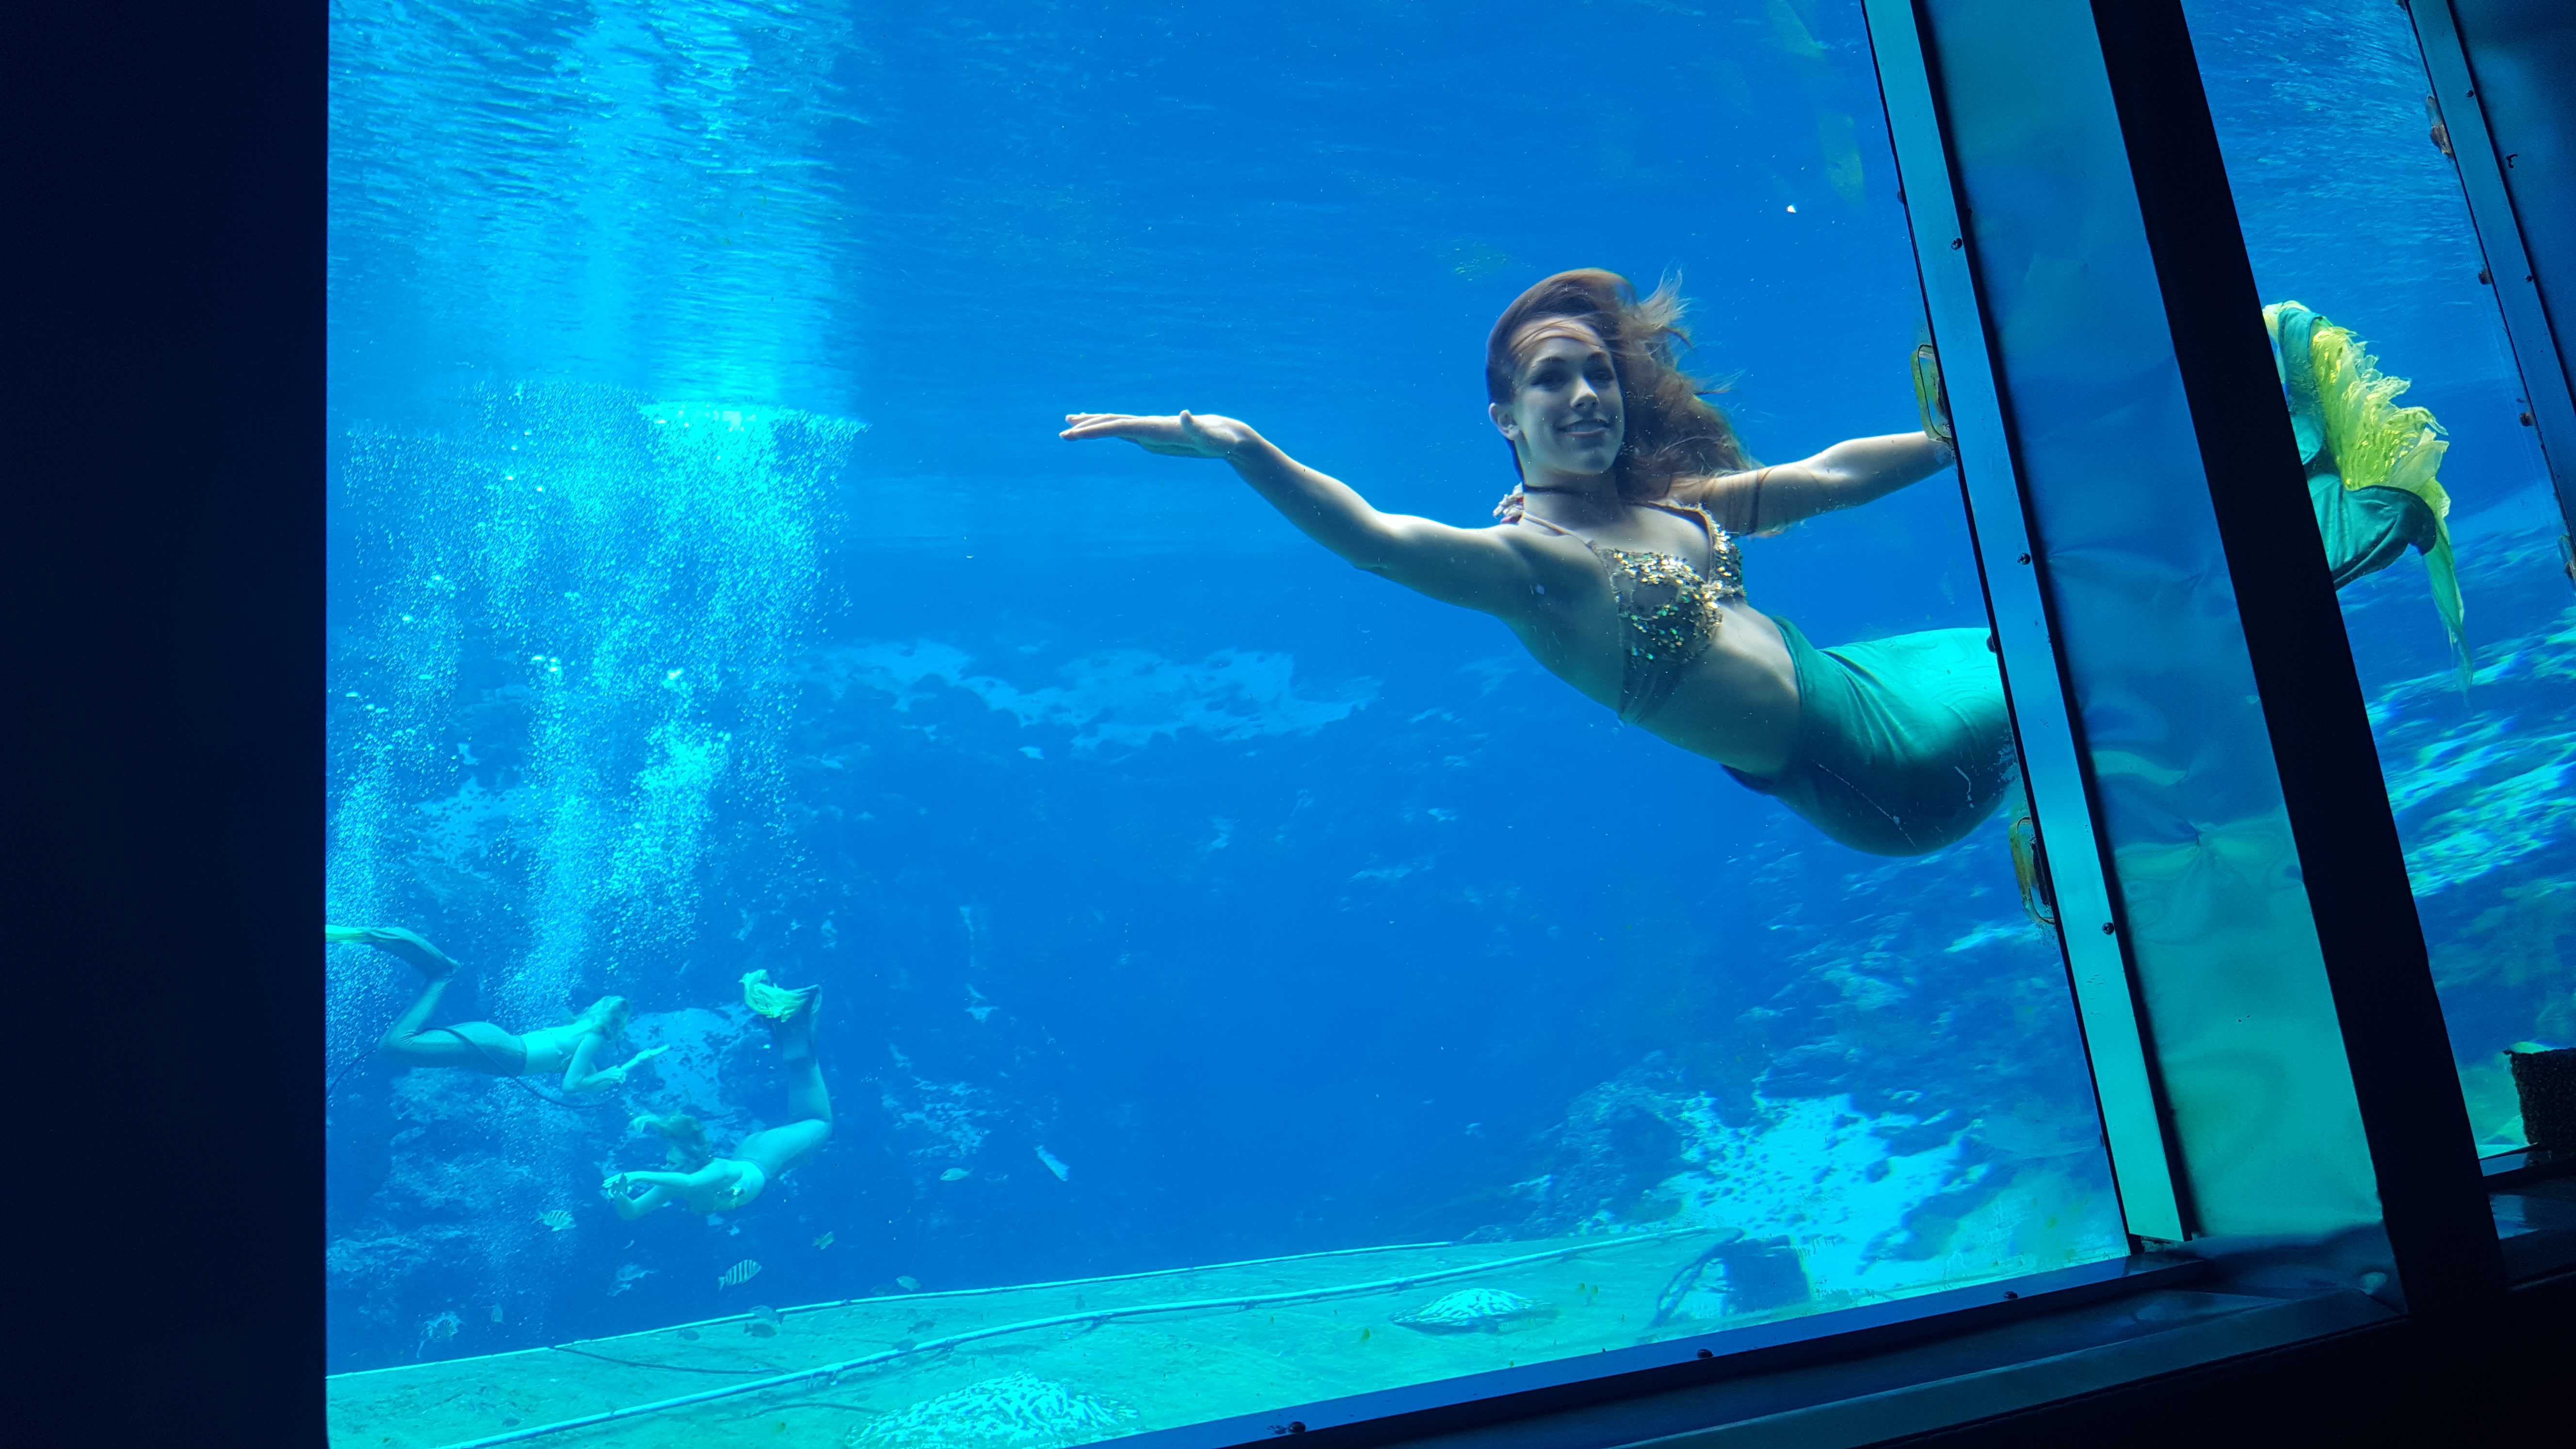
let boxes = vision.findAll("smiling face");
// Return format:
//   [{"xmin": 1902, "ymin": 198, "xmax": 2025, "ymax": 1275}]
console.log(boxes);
[{"xmin": 1490, "ymin": 323, "xmax": 1626, "ymax": 486}]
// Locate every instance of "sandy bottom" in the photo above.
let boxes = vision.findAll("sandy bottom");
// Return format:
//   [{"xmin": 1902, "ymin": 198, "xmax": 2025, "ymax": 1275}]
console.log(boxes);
[{"xmin": 328, "ymin": 1230, "xmax": 2011, "ymax": 1449}]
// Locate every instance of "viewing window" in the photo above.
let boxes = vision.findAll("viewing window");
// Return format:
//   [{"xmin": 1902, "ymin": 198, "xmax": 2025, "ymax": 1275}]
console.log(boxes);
[{"xmin": 326, "ymin": 2, "xmax": 2127, "ymax": 1442}]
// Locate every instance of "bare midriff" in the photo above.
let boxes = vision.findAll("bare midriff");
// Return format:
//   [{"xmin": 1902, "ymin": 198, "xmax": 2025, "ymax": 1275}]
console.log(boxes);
[
  {"xmin": 517, "ymin": 1026, "xmax": 580, "ymax": 1076},
  {"xmin": 1511, "ymin": 596, "xmax": 1800, "ymax": 777}
]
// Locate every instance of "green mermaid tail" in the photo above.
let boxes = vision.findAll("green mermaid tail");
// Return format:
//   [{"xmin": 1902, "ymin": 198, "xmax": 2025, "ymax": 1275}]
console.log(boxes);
[
  {"xmin": 2264, "ymin": 300, "xmax": 2469, "ymax": 684},
  {"xmin": 1726, "ymin": 619, "xmax": 2019, "ymax": 857}
]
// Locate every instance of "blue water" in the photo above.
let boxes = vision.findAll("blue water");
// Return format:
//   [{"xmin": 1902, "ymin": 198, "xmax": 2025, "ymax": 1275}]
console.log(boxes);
[{"xmin": 324, "ymin": 0, "xmax": 2554, "ymax": 1401}]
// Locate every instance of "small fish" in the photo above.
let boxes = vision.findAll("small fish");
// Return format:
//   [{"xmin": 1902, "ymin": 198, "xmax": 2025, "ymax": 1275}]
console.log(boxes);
[
  {"xmin": 744, "ymin": 1304, "xmax": 783, "ymax": 1337},
  {"xmin": 537, "ymin": 1210, "xmax": 574, "ymax": 1232},
  {"xmin": 939, "ymin": 1168, "xmax": 971, "ymax": 1182},
  {"xmin": 890, "ymin": 1338, "xmax": 918, "ymax": 1352},
  {"xmin": 895, "ymin": 1275, "xmax": 920, "ymax": 1292},
  {"xmin": 908, "ymin": 1317, "xmax": 936, "ymax": 1333},
  {"xmin": 717, "ymin": 1259, "xmax": 763, "ymax": 1289},
  {"xmin": 813, "ymin": 1231, "xmax": 835, "ymax": 1250},
  {"xmin": 1033, "ymin": 1145, "xmax": 1071, "ymax": 1181},
  {"xmin": 676, "ymin": 1328, "xmax": 701, "ymax": 1341},
  {"xmin": 489, "ymin": 1305, "xmax": 505, "ymax": 1324}
]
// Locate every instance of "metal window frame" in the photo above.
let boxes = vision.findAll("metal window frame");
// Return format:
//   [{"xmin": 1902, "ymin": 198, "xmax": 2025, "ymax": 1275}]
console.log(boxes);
[
  {"xmin": 2408, "ymin": 0, "xmax": 2576, "ymax": 539},
  {"xmin": 1859, "ymin": 0, "xmax": 2506, "ymax": 1320},
  {"xmin": 1859, "ymin": 0, "xmax": 2187, "ymax": 1251},
  {"xmin": 2082, "ymin": 0, "xmax": 2504, "ymax": 1319},
  {"xmin": 306, "ymin": 4, "xmax": 2545, "ymax": 1448}
]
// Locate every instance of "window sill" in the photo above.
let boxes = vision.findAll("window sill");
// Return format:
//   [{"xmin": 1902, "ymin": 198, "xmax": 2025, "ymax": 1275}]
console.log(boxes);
[{"xmin": 1130, "ymin": 1254, "xmax": 2410, "ymax": 1449}]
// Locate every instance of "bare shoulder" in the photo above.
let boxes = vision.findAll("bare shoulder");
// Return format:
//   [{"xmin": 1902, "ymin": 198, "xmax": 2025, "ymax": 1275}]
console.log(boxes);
[
  {"xmin": 1478, "ymin": 517, "xmax": 1601, "ymax": 581},
  {"xmin": 1669, "ymin": 470, "xmax": 1767, "ymax": 533}
]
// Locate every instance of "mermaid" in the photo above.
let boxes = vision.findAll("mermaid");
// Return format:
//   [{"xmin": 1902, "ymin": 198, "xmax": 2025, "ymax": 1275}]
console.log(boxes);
[
  {"xmin": 2264, "ymin": 299, "xmax": 2467, "ymax": 682},
  {"xmin": 601, "ymin": 971, "xmax": 831, "ymax": 1217},
  {"xmin": 1063, "ymin": 271, "xmax": 2462, "ymax": 856},
  {"xmin": 334, "ymin": 924, "xmax": 665, "ymax": 1091}
]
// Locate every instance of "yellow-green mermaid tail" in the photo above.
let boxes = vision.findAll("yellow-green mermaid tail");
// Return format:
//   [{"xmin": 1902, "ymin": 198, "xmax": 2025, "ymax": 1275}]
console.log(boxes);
[
  {"xmin": 2264, "ymin": 301, "xmax": 2469, "ymax": 684},
  {"xmin": 741, "ymin": 969, "xmax": 820, "ymax": 1021}
]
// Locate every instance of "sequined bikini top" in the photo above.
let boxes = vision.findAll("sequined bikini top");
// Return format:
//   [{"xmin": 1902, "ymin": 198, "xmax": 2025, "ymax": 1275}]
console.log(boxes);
[{"xmin": 1510, "ymin": 498, "xmax": 1746, "ymax": 724}]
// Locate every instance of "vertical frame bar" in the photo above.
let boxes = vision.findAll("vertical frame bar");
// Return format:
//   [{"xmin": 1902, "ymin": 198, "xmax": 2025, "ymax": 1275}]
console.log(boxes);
[
  {"xmin": 2408, "ymin": 0, "xmax": 2576, "ymax": 544},
  {"xmin": 2087, "ymin": 0, "xmax": 2504, "ymax": 1318},
  {"xmin": 1860, "ymin": 0, "xmax": 2186, "ymax": 1246}
]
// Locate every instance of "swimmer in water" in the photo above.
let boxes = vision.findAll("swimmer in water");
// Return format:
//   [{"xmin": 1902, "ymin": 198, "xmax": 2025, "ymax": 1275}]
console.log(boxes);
[
  {"xmin": 335, "ymin": 924, "xmax": 665, "ymax": 1091},
  {"xmin": 601, "ymin": 971, "xmax": 830, "ymax": 1217},
  {"xmin": 1064, "ymin": 271, "xmax": 2461, "ymax": 856}
]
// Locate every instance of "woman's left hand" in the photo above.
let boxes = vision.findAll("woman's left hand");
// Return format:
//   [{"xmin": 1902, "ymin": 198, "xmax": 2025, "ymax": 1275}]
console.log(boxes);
[{"xmin": 1060, "ymin": 411, "xmax": 1256, "ymax": 459}]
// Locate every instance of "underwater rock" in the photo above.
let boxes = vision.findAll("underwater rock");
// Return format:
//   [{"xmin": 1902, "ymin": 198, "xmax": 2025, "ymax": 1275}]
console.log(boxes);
[
  {"xmin": 812, "ymin": 640, "xmax": 1374, "ymax": 755},
  {"xmin": 1390, "ymin": 1288, "xmax": 1556, "ymax": 1335},
  {"xmin": 327, "ymin": 1223, "xmax": 473, "ymax": 1285},
  {"xmin": 1468, "ymin": 1050, "xmax": 2122, "ymax": 1307},
  {"xmin": 850, "ymin": 1372, "xmax": 1139, "ymax": 1448},
  {"xmin": 1472, "ymin": 1057, "xmax": 1692, "ymax": 1240}
]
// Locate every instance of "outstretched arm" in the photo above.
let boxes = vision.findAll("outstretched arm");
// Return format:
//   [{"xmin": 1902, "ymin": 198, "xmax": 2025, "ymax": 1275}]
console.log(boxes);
[
  {"xmin": 602, "ymin": 1173, "xmax": 675, "ymax": 1220},
  {"xmin": 602, "ymin": 1162, "xmax": 727, "ymax": 1218},
  {"xmin": 564, "ymin": 1040, "xmax": 666, "ymax": 1094},
  {"xmin": 1680, "ymin": 433, "xmax": 1955, "ymax": 534},
  {"xmin": 1062, "ymin": 412, "xmax": 1542, "ymax": 617}
]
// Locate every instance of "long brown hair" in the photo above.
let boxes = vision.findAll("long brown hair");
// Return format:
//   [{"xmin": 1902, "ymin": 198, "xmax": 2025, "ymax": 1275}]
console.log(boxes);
[
  {"xmin": 636, "ymin": 1111, "xmax": 713, "ymax": 1169},
  {"xmin": 1485, "ymin": 269, "xmax": 1754, "ymax": 504},
  {"xmin": 566, "ymin": 995, "xmax": 629, "ymax": 1039}
]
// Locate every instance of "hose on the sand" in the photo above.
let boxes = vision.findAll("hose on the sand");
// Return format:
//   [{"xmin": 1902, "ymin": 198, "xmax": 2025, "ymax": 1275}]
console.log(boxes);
[{"xmin": 429, "ymin": 1227, "xmax": 1716, "ymax": 1449}]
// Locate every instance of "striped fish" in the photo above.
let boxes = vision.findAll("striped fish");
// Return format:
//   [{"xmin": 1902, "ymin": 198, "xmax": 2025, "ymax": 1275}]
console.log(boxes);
[
  {"xmin": 537, "ymin": 1210, "xmax": 574, "ymax": 1232},
  {"xmin": 717, "ymin": 1258, "xmax": 763, "ymax": 1290}
]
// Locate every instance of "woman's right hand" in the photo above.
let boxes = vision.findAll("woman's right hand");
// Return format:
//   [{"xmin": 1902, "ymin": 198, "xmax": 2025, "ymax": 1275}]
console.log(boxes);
[{"xmin": 1060, "ymin": 411, "xmax": 1257, "ymax": 459}]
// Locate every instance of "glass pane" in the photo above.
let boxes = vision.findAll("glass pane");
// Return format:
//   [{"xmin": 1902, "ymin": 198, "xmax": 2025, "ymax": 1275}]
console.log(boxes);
[
  {"xmin": 326, "ymin": 0, "xmax": 2126, "ymax": 1440},
  {"xmin": 2184, "ymin": 0, "xmax": 2576, "ymax": 1158}
]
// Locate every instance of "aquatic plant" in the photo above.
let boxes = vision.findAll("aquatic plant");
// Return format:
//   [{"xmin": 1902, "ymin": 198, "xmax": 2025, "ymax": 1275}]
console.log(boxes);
[{"xmin": 849, "ymin": 1373, "xmax": 1139, "ymax": 1448}]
